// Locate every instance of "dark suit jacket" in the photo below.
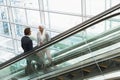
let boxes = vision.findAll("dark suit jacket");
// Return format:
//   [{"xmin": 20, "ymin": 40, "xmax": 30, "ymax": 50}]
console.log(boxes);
[{"xmin": 21, "ymin": 36, "xmax": 33, "ymax": 53}]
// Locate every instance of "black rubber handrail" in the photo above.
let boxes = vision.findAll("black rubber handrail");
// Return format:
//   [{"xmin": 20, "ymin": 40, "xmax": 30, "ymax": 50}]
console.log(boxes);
[{"xmin": 0, "ymin": 3, "xmax": 120, "ymax": 69}]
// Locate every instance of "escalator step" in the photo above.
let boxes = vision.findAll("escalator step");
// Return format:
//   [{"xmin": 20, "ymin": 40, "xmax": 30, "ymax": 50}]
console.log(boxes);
[{"xmin": 57, "ymin": 76, "xmax": 64, "ymax": 80}]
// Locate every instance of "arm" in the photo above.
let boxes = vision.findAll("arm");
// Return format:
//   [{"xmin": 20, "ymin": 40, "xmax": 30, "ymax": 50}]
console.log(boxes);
[
  {"xmin": 28, "ymin": 38, "xmax": 33, "ymax": 50},
  {"xmin": 30, "ymin": 35, "xmax": 37, "ymax": 41},
  {"xmin": 46, "ymin": 32, "xmax": 50, "ymax": 42},
  {"xmin": 37, "ymin": 32, "xmax": 40, "ymax": 46}
]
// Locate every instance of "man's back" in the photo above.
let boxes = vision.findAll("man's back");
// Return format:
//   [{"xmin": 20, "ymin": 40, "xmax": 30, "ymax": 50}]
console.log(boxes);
[{"xmin": 21, "ymin": 36, "xmax": 33, "ymax": 52}]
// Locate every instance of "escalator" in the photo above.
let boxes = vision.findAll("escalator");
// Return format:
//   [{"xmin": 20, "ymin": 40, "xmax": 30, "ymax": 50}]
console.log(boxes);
[{"xmin": 0, "ymin": 3, "xmax": 120, "ymax": 80}]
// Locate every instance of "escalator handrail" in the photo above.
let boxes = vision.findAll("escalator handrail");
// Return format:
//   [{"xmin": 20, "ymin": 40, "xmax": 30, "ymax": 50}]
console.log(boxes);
[{"xmin": 0, "ymin": 3, "xmax": 120, "ymax": 69}]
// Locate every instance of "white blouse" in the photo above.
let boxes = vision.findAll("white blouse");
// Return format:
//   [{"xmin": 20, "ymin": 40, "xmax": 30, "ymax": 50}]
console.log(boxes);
[{"xmin": 37, "ymin": 29, "xmax": 50, "ymax": 46}]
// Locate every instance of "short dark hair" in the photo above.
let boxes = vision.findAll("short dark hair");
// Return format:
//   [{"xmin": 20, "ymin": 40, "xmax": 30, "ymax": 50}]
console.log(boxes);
[{"xmin": 24, "ymin": 27, "xmax": 30, "ymax": 35}]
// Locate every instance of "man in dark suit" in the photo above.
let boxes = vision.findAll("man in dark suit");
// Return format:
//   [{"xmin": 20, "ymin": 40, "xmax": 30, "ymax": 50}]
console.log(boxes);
[
  {"xmin": 21, "ymin": 27, "xmax": 33, "ymax": 65},
  {"xmin": 21, "ymin": 27, "xmax": 35, "ymax": 74},
  {"xmin": 21, "ymin": 27, "xmax": 33, "ymax": 53}
]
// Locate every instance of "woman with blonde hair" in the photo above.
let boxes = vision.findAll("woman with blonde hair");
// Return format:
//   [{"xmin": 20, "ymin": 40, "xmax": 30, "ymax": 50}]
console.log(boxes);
[{"xmin": 37, "ymin": 25, "xmax": 52, "ymax": 71}]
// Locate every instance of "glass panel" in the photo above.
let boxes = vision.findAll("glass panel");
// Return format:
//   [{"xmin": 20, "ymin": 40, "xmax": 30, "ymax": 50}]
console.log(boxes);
[
  {"xmin": 50, "ymin": 32, "xmax": 60, "ymax": 38},
  {"xmin": 0, "ymin": 50, "xmax": 15, "ymax": 63},
  {"xmin": 30, "ymin": 27, "xmax": 38, "ymax": 46},
  {"xmin": 12, "ymin": 8, "xmax": 27, "ymax": 24},
  {"xmin": 26, "ymin": 10, "xmax": 41, "ymax": 26},
  {"xmin": 23, "ymin": 0, "xmax": 39, "ymax": 9},
  {"xmin": 111, "ymin": 0, "xmax": 120, "ymax": 7},
  {"xmin": 17, "ymin": 40, "xmax": 23, "ymax": 53},
  {"xmin": 0, "ymin": 36, "xmax": 15, "ymax": 63},
  {"xmin": 44, "ymin": 12, "xmax": 49, "ymax": 26},
  {"xmin": 47, "ymin": 0, "xmax": 82, "ymax": 14},
  {"xmin": 85, "ymin": 22, "xmax": 105, "ymax": 39},
  {"xmin": 10, "ymin": 0, "xmax": 39, "ymax": 9},
  {"xmin": 0, "ymin": 0, "xmax": 6, "ymax": 5},
  {"xmin": 86, "ymin": 0, "xmax": 105, "ymax": 16},
  {"xmin": 0, "ymin": 59, "xmax": 26, "ymax": 79},
  {"xmin": 0, "ymin": 36, "xmax": 14, "ymax": 52},
  {"xmin": 10, "ymin": 0, "xmax": 25, "ymax": 7},
  {"xmin": 0, "ymin": 22, "xmax": 11, "ymax": 36},
  {"xmin": 15, "ymin": 24, "xmax": 24, "ymax": 37},
  {"xmin": 0, "ymin": 6, "xmax": 8, "ymax": 21},
  {"xmin": 48, "ymin": 13, "xmax": 82, "ymax": 32}
]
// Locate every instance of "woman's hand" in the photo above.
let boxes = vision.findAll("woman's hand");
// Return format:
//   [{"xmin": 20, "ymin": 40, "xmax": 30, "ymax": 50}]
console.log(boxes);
[{"xmin": 40, "ymin": 42, "xmax": 43, "ymax": 45}]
